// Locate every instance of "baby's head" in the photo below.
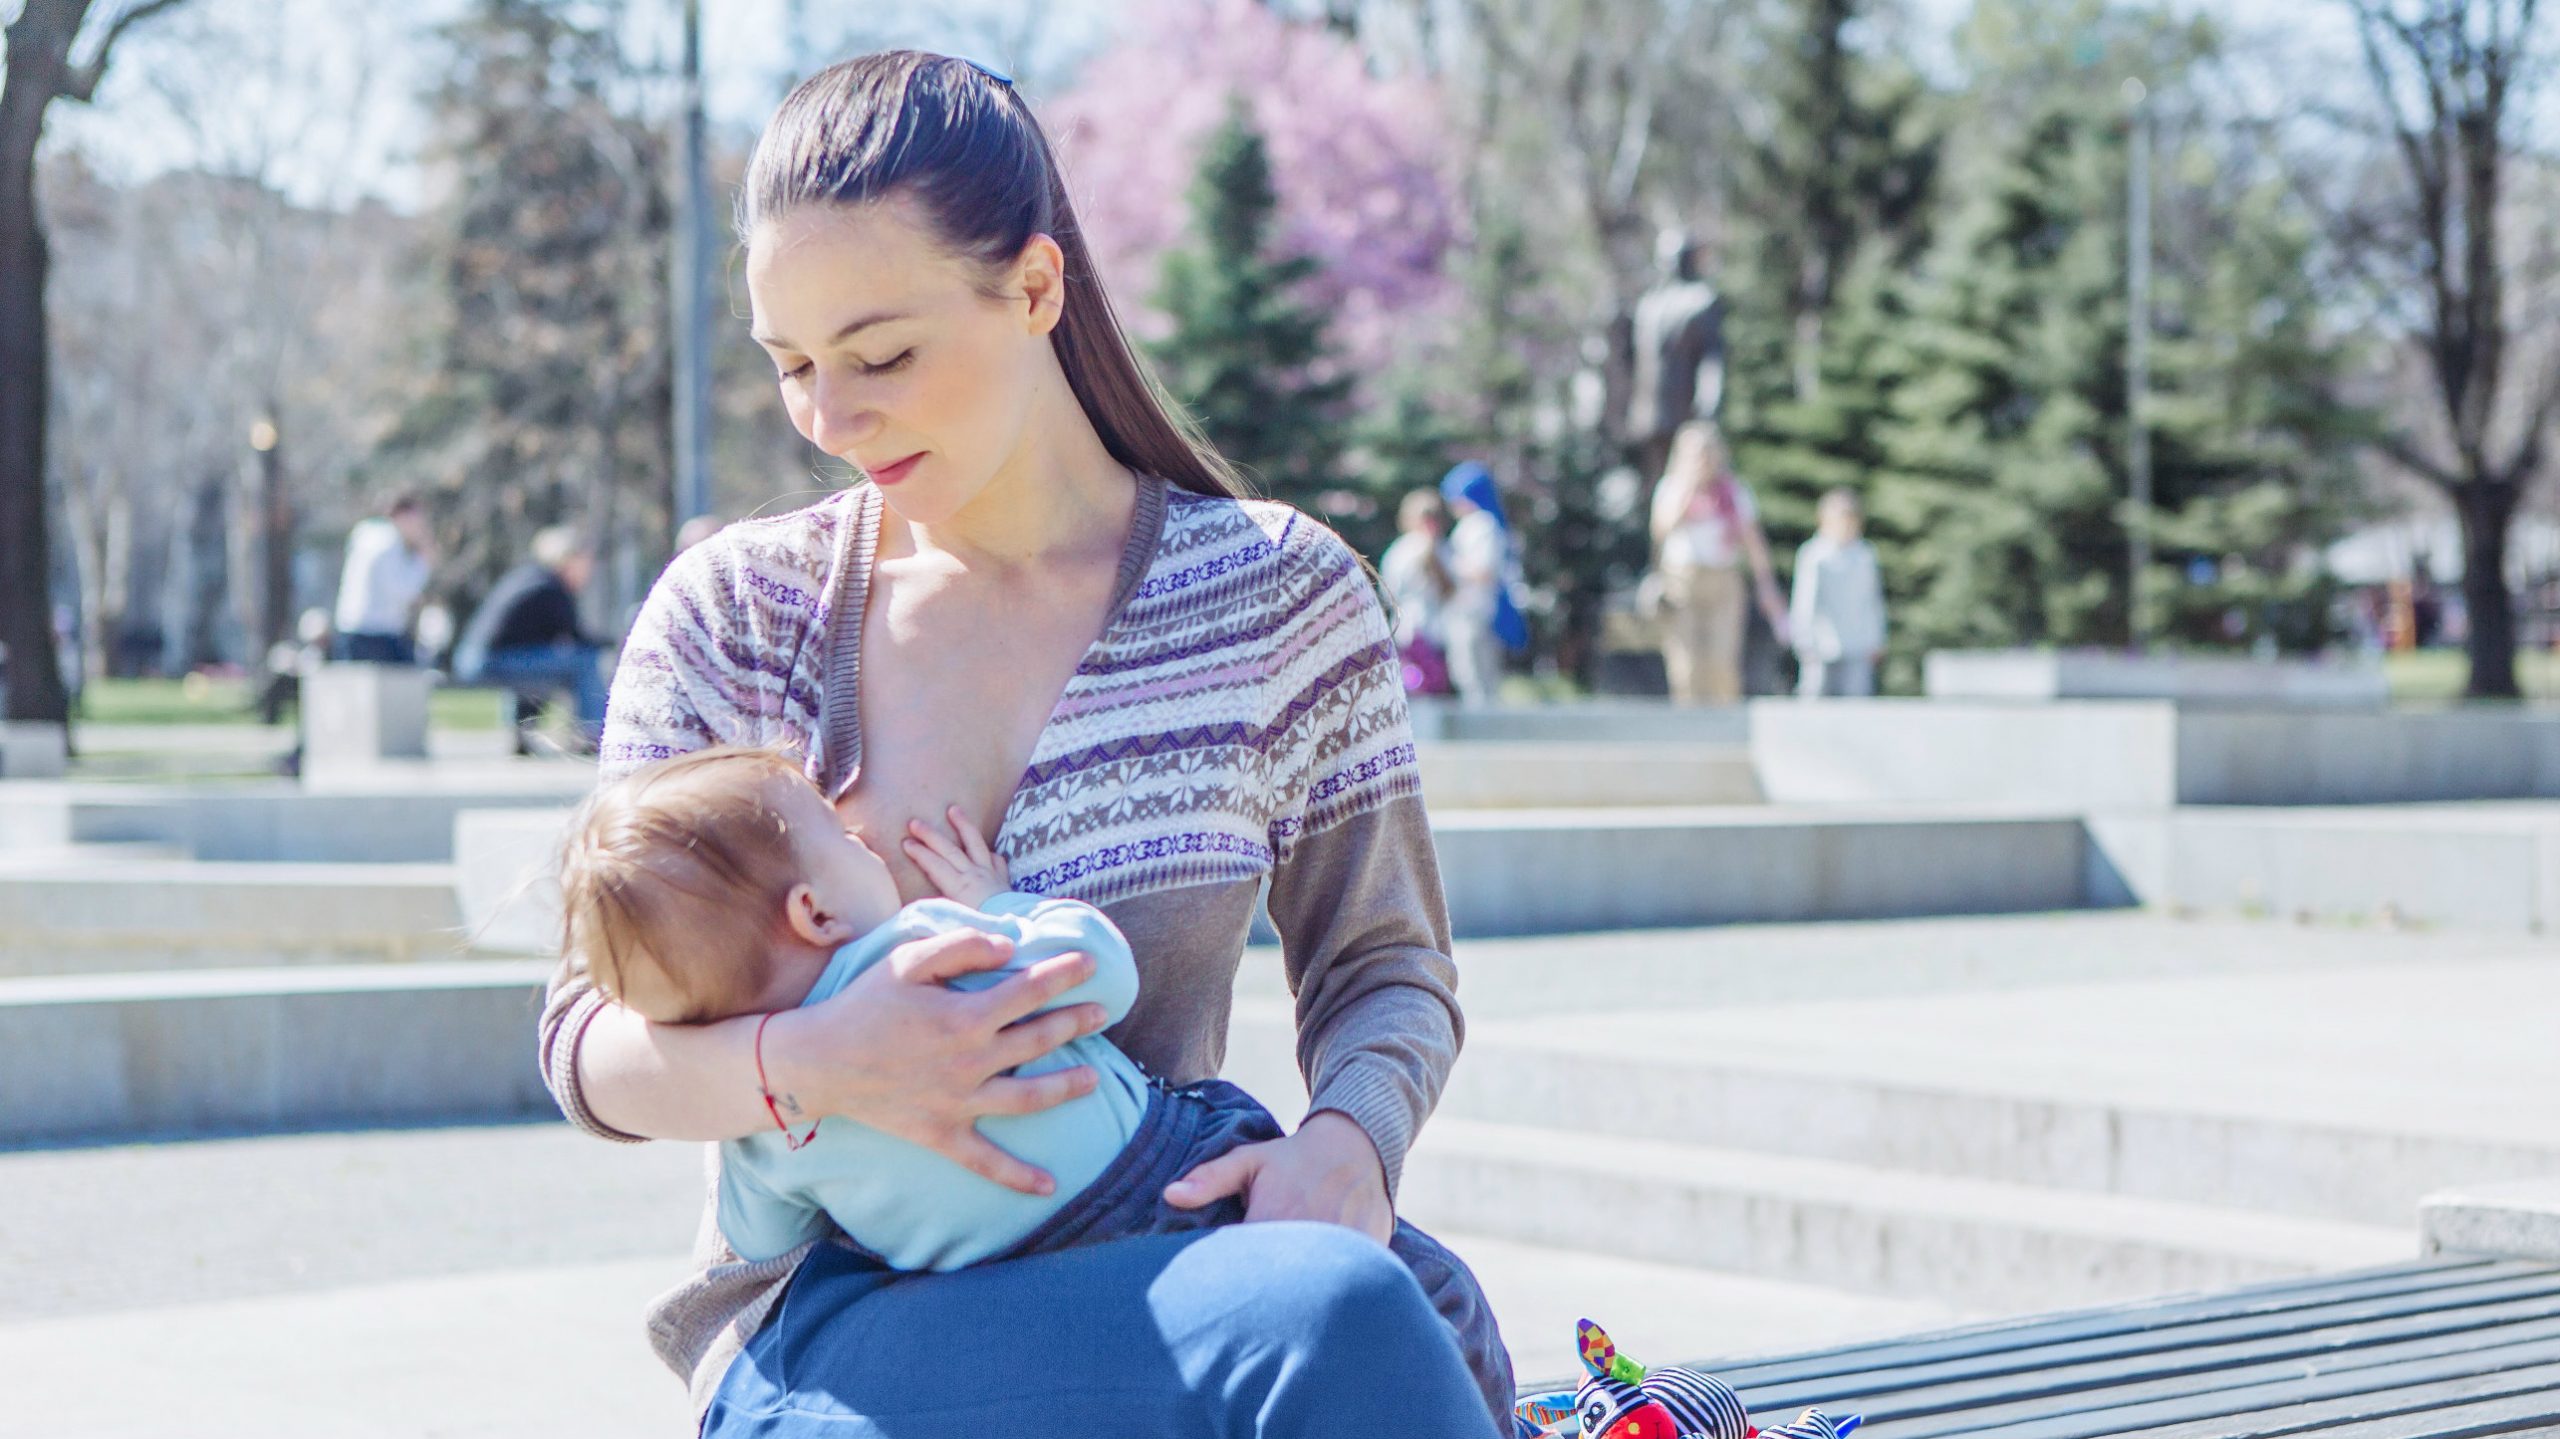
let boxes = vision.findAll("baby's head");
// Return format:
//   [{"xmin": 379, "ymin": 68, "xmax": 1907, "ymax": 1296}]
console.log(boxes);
[{"xmin": 558, "ymin": 746, "xmax": 902, "ymax": 1024}]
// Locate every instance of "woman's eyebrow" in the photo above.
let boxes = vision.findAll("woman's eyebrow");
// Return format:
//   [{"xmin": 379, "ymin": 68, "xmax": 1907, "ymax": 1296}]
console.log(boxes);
[{"xmin": 751, "ymin": 310, "xmax": 914, "ymax": 350}]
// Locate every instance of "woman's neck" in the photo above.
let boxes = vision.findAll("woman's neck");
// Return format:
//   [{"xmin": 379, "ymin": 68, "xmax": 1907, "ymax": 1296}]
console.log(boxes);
[{"xmin": 899, "ymin": 369, "xmax": 1135, "ymax": 571}]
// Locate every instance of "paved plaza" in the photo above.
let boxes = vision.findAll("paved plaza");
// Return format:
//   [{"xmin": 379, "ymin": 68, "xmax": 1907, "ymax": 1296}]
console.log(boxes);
[{"xmin": 4, "ymin": 911, "xmax": 2551, "ymax": 1436}]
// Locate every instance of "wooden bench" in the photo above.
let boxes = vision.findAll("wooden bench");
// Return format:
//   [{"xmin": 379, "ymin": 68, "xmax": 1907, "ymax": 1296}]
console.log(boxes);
[{"xmin": 1679, "ymin": 1255, "xmax": 2560, "ymax": 1438}]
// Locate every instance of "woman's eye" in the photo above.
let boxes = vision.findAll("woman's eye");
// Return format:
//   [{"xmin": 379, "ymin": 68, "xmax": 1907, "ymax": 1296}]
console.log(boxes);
[
  {"xmin": 778, "ymin": 360, "xmax": 812, "ymax": 382},
  {"xmin": 858, "ymin": 350, "xmax": 915, "ymax": 377}
]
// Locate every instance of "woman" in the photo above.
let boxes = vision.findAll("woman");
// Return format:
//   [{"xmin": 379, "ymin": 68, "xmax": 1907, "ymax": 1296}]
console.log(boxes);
[
  {"xmin": 1381, "ymin": 489, "xmax": 1454, "ymax": 695},
  {"xmin": 537, "ymin": 52, "xmax": 1509, "ymax": 1439},
  {"xmin": 1438, "ymin": 463, "xmax": 1520, "ymax": 707},
  {"xmin": 1648, "ymin": 422, "xmax": 1785, "ymax": 705}
]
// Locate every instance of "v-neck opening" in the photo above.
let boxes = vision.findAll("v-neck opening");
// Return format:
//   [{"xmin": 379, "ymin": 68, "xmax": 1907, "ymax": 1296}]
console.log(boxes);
[{"xmin": 821, "ymin": 476, "xmax": 1173, "ymax": 839}]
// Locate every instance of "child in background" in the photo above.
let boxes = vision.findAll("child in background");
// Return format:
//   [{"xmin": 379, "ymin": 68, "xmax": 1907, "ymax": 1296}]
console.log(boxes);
[
  {"xmin": 555, "ymin": 746, "xmax": 1517, "ymax": 1413},
  {"xmin": 1788, "ymin": 488, "xmax": 1887, "ymax": 698}
]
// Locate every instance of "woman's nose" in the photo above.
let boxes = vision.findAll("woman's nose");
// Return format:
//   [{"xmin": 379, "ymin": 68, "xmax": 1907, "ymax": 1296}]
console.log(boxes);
[{"xmin": 806, "ymin": 377, "xmax": 883, "ymax": 456}]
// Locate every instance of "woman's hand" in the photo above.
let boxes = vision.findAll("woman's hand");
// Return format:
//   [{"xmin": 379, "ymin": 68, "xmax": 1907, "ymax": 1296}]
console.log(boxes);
[
  {"xmin": 759, "ymin": 928, "xmax": 1107, "ymax": 1196},
  {"xmin": 1162, "ymin": 1109, "xmax": 1393, "ymax": 1244}
]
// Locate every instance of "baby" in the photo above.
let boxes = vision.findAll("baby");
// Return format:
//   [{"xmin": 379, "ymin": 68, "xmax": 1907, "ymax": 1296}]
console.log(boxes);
[
  {"xmin": 558, "ymin": 744, "xmax": 1150, "ymax": 1270},
  {"xmin": 556, "ymin": 745, "xmax": 1519, "ymax": 1425}
]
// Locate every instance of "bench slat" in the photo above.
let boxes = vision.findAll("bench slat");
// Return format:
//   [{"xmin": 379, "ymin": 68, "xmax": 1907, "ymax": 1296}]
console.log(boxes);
[
  {"xmin": 2303, "ymin": 1386, "xmax": 2560, "ymax": 1438},
  {"xmin": 1869, "ymin": 1330, "xmax": 2560, "ymax": 1439},
  {"xmin": 2116, "ymin": 1361, "xmax": 2560, "ymax": 1439},
  {"xmin": 1705, "ymin": 1259, "xmax": 2528, "ymax": 1389},
  {"xmin": 1737, "ymin": 1283, "xmax": 2560, "ymax": 1416}
]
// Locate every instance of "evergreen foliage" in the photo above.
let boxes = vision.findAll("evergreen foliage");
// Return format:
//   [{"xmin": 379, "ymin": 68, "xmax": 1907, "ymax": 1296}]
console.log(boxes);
[{"xmin": 1149, "ymin": 101, "xmax": 1365, "ymax": 546}]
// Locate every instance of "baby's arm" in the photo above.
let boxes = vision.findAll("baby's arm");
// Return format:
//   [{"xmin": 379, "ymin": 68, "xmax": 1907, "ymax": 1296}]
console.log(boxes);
[
  {"xmin": 951, "ymin": 896, "xmax": 1140, "ymax": 1029},
  {"xmin": 716, "ymin": 1149, "xmax": 832, "ymax": 1263}
]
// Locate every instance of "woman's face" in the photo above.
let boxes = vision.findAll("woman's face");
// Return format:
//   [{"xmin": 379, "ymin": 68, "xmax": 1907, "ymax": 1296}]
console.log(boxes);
[{"xmin": 746, "ymin": 196, "xmax": 1062, "ymax": 525}]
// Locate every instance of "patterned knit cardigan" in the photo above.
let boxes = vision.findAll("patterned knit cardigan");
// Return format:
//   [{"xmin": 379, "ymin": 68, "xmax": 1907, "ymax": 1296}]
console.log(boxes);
[{"xmin": 538, "ymin": 477, "xmax": 1463, "ymax": 1409}]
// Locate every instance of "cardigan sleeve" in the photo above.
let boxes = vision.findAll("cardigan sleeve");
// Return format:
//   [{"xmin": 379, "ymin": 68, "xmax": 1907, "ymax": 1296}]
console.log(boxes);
[
  {"xmin": 1257, "ymin": 518, "xmax": 1461, "ymax": 1198},
  {"xmin": 539, "ymin": 541, "xmax": 741, "ymax": 1142}
]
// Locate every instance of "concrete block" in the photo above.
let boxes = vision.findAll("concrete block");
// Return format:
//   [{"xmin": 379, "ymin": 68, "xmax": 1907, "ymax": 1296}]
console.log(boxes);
[
  {"xmin": 0, "ymin": 962, "xmax": 556, "ymax": 1142},
  {"xmin": 1412, "ymin": 699, "xmax": 1750, "ymax": 745},
  {"xmin": 1925, "ymin": 649, "xmax": 2388, "ymax": 708},
  {"xmin": 0, "ymin": 722, "xmax": 69, "ymax": 780},
  {"xmin": 2174, "ymin": 710, "xmax": 2560, "ymax": 804},
  {"xmin": 1748, "ymin": 700, "xmax": 2183, "ymax": 807},
  {"xmin": 0, "ymin": 860, "xmax": 464, "ymax": 976},
  {"xmin": 303, "ymin": 664, "xmax": 432, "ymax": 772},
  {"xmin": 455, "ymin": 807, "xmax": 576, "ymax": 955},
  {"xmin": 1430, "ymin": 807, "xmax": 2091, "ymax": 935},
  {"xmin": 2422, "ymin": 1177, "xmax": 2560, "ymax": 1261},
  {"xmin": 1415, "ymin": 742, "xmax": 1761, "ymax": 808},
  {"xmin": 2092, "ymin": 805, "xmax": 2560, "ymax": 932},
  {"xmin": 1396, "ymin": 1118, "xmax": 2408, "ymax": 1315}
]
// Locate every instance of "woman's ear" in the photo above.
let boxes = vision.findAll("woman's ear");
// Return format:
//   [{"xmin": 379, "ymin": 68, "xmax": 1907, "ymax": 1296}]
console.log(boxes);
[
  {"xmin": 1015, "ymin": 234, "xmax": 1068, "ymax": 338},
  {"xmin": 784, "ymin": 883, "xmax": 852, "ymax": 946}
]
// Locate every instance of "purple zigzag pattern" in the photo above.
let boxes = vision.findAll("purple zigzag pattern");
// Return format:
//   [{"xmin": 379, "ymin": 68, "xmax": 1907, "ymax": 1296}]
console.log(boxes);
[
  {"xmin": 1077, "ymin": 548, "xmax": 1363, "ymax": 677},
  {"xmin": 740, "ymin": 568, "xmax": 820, "ymax": 611},
  {"xmin": 1013, "ymin": 830, "xmax": 1273, "ymax": 895},
  {"xmin": 1128, "ymin": 517, "xmax": 1291, "ymax": 601},
  {"xmin": 1305, "ymin": 741, "xmax": 1419, "ymax": 807},
  {"xmin": 1015, "ymin": 638, "xmax": 1396, "ymax": 789}
]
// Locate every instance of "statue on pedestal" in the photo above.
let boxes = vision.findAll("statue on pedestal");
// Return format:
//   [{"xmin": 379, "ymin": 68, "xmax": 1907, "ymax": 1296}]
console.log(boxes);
[{"xmin": 1627, "ymin": 231, "xmax": 1725, "ymax": 485}]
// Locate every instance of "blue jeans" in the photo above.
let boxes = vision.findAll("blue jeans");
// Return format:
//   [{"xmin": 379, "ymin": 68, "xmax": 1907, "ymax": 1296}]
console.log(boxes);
[
  {"xmin": 703, "ymin": 1081, "xmax": 1515, "ymax": 1439},
  {"xmin": 332, "ymin": 632, "xmax": 413, "ymax": 664},
  {"xmin": 463, "ymin": 643, "xmax": 606, "ymax": 732}
]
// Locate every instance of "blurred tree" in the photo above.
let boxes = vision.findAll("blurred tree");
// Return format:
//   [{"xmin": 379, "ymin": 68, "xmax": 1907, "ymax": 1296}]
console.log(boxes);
[
  {"xmin": 1149, "ymin": 102, "xmax": 1361, "ymax": 545},
  {"xmin": 1858, "ymin": 4, "xmax": 2368, "ymax": 680},
  {"xmin": 2329, "ymin": 0, "xmax": 2555, "ymax": 698},
  {"xmin": 2, "ymin": 0, "xmax": 189, "ymax": 724},
  {"xmin": 1048, "ymin": 0, "xmax": 1459, "ymax": 386},
  {"xmin": 381, "ymin": 0, "xmax": 670, "ymax": 623}
]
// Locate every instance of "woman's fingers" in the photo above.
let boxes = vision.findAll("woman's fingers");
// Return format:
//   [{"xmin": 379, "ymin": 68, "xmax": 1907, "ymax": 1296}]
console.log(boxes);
[
  {"xmin": 978, "ymin": 949, "xmax": 1097, "ymax": 1027},
  {"xmin": 941, "ymin": 1126, "xmax": 1059, "ymax": 1197},
  {"xmin": 1164, "ymin": 1142, "xmax": 1264, "ymax": 1210},
  {"xmin": 989, "ymin": 1003, "xmax": 1106, "ymax": 1070},
  {"xmin": 974, "ymin": 1065, "xmax": 1098, "ymax": 1118},
  {"xmin": 884, "ymin": 927, "xmax": 1018, "ymax": 985}
]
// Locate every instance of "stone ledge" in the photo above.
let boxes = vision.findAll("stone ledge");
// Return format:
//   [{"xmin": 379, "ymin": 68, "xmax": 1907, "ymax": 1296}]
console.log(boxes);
[{"xmin": 2422, "ymin": 1177, "xmax": 2560, "ymax": 1262}]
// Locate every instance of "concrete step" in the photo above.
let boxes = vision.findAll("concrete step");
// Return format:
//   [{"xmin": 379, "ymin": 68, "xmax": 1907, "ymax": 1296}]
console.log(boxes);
[
  {"xmin": 1432, "ymin": 1030, "xmax": 2560, "ymax": 1230},
  {"xmin": 1416, "ymin": 742, "xmax": 1762, "ymax": 808},
  {"xmin": 1393, "ymin": 1116, "xmax": 2411, "ymax": 1317},
  {"xmin": 1412, "ymin": 699, "xmax": 1749, "ymax": 745},
  {"xmin": 1431, "ymin": 806, "xmax": 2095, "ymax": 935},
  {"xmin": 0, "ymin": 859, "xmax": 467, "ymax": 976},
  {"xmin": 0, "ymin": 779, "xmax": 587, "ymax": 864},
  {"xmin": 0, "ymin": 961, "xmax": 555, "ymax": 1143},
  {"xmin": 2091, "ymin": 803, "xmax": 2560, "ymax": 933}
]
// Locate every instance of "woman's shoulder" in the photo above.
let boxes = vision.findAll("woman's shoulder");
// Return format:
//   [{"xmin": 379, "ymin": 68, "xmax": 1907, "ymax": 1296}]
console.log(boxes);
[
  {"xmin": 645, "ymin": 488, "xmax": 861, "ymax": 614},
  {"xmin": 1156, "ymin": 486, "xmax": 1362, "ymax": 578}
]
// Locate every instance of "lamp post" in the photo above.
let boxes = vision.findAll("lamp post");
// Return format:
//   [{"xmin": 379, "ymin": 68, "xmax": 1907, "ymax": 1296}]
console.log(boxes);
[
  {"xmin": 2124, "ymin": 76, "xmax": 2153, "ymax": 652},
  {"xmin": 670, "ymin": 0, "xmax": 712, "ymax": 531}
]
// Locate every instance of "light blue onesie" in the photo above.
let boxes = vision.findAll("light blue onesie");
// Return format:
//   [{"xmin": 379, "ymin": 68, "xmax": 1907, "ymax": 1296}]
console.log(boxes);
[{"xmin": 717, "ymin": 892, "xmax": 1152, "ymax": 1270}]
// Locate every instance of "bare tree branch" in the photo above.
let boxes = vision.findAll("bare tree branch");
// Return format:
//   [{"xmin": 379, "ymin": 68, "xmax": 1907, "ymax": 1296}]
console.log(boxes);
[{"xmin": 60, "ymin": 0, "xmax": 187, "ymax": 102}]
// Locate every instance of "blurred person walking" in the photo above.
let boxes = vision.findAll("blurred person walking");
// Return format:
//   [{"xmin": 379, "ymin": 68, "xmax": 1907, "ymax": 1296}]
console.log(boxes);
[
  {"xmin": 1380, "ymin": 490, "xmax": 1453, "ymax": 696},
  {"xmin": 454, "ymin": 525, "xmax": 607, "ymax": 745},
  {"xmin": 330, "ymin": 493, "xmax": 436, "ymax": 664},
  {"xmin": 1439, "ymin": 462, "xmax": 1524, "ymax": 707},
  {"xmin": 1648, "ymin": 423, "xmax": 1783, "ymax": 705},
  {"xmin": 1788, "ymin": 489, "xmax": 1886, "ymax": 698}
]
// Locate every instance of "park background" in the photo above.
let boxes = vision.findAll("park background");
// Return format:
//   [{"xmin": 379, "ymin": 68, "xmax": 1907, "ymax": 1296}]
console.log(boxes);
[
  {"xmin": 5, "ymin": 0, "xmax": 2560, "ymax": 730},
  {"xmin": 8, "ymin": 4, "xmax": 2560, "ymax": 1438}
]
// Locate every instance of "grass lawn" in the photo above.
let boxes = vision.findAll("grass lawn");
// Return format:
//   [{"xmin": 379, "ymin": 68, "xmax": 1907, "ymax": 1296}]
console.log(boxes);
[
  {"xmin": 2382, "ymin": 648, "xmax": 2560, "ymax": 703},
  {"xmin": 75, "ymin": 675, "xmax": 506, "ymax": 730}
]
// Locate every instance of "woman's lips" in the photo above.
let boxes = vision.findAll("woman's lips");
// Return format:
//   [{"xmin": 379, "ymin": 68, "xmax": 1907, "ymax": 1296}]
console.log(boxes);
[{"xmin": 869, "ymin": 453, "xmax": 925, "ymax": 486}]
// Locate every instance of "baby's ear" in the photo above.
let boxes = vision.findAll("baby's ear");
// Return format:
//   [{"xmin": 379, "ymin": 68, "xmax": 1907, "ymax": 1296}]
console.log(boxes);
[{"xmin": 783, "ymin": 883, "xmax": 852, "ymax": 945}]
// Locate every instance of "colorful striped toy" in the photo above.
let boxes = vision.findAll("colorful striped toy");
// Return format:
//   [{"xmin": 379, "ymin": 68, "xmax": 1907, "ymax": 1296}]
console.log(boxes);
[{"xmin": 1514, "ymin": 1319, "xmax": 1864, "ymax": 1439}]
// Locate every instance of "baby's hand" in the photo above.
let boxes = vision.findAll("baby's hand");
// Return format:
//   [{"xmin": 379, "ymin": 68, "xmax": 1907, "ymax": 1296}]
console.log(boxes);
[{"xmin": 903, "ymin": 806, "xmax": 1010, "ymax": 907}]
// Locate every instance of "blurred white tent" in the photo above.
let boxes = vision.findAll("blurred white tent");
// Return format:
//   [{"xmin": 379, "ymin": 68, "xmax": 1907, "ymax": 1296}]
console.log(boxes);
[{"xmin": 2324, "ymin": 514, "xmax": 2560, "ymax": 586}]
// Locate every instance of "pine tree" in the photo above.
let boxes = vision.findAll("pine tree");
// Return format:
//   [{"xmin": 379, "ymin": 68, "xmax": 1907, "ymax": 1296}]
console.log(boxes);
[
  {"xmin": 380, "ymin": 0, "xmax": 671, "ymax": 608},
  {"xmin": 1151, "ymin": 101, "xmax": 1356, "ymax": 536}
]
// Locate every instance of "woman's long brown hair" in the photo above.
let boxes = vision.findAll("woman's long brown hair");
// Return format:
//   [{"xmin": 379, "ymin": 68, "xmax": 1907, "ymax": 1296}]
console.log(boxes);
[{"xmin": 739, "ymin": 51, "xmax": 1244, "ymax": 500}]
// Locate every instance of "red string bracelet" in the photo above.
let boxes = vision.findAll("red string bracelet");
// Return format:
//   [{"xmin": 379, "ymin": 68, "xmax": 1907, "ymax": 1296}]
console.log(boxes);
[{"xmin": 754, "ymin": 1012, "xmax": 820, "ymax": 1150}]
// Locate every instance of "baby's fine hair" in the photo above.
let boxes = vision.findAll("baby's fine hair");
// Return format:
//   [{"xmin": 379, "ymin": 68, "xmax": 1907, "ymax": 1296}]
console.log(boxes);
[{"xmin": 557, "ymin": 745, "xmax": 813, "ymax": 1022}]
